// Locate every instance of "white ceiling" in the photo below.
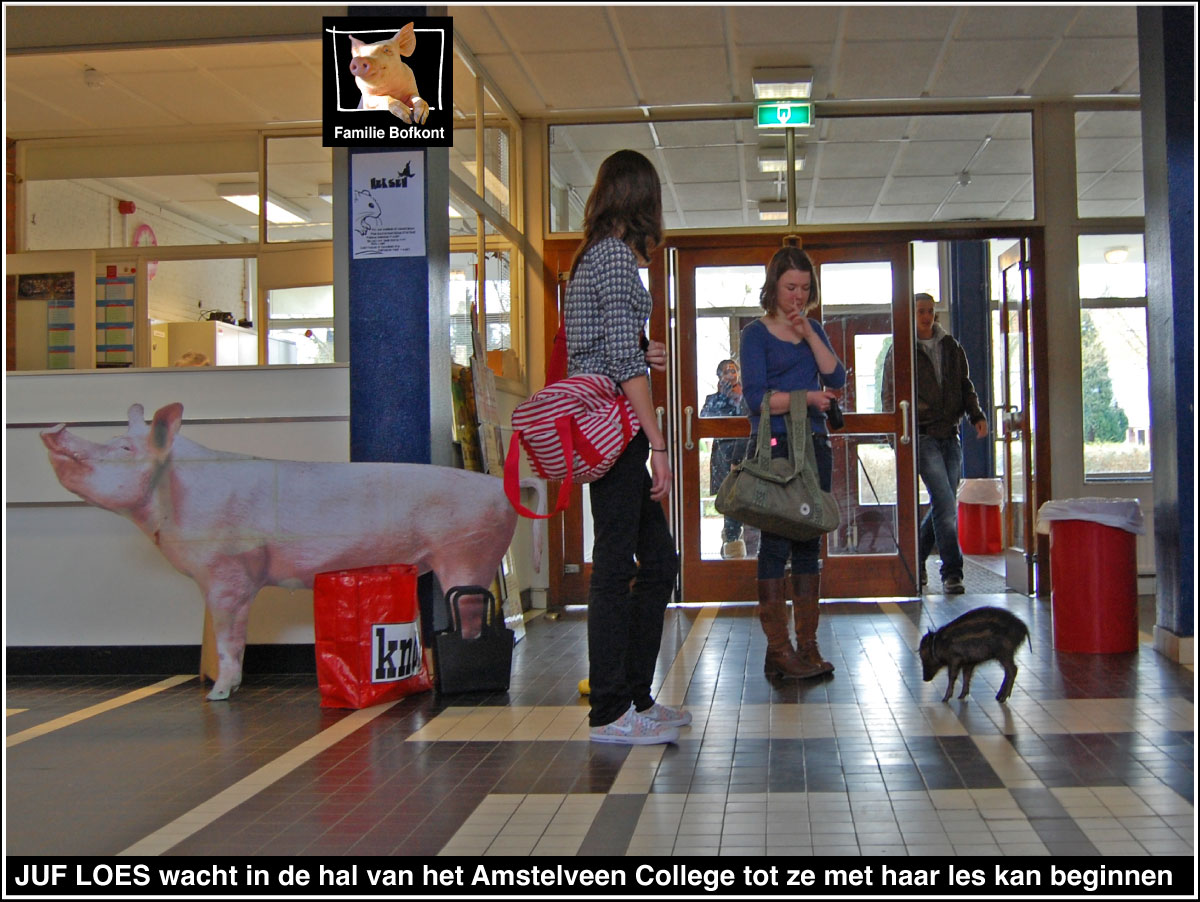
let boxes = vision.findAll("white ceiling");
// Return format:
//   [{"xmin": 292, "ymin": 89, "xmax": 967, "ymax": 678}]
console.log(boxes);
[{"xmin": 5, "ymin": 4, "xmax": 1145, "ymax": 240}]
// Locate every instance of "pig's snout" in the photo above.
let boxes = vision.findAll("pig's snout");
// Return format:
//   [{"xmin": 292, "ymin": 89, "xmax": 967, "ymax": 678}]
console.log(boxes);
[{"xmin": 349, "ymin": 57, "xmax": 373, "ymax": 78}]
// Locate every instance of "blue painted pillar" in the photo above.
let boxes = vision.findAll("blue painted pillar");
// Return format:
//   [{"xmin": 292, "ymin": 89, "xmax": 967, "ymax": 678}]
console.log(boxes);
[
  {"xmin": 346, "ymin": 149, "xmax": 450, "ymax": 465},
  {"xmin": 948, "ymin": 240, "xmax": 994, "ymax": 479},
  {"xmin": 1139, "ymin": 6, "xmax": 1194, "ymax": 641}
]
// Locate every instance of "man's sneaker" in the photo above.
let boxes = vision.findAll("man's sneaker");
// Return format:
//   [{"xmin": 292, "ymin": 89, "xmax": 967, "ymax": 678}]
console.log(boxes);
[
  {"xmin": 943, "ymin": 575, "xmax": 965, "ymax": 594},
  {"xmin": 637, "ymin": 701, "xmax": 692, "ymax": 728},
  {"xmin": 590, "ymin": 706, "xmax": 680, "ymax": 745}
]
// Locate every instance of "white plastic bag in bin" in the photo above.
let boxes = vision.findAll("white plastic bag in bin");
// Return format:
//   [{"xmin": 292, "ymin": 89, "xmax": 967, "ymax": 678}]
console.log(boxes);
[
  {"xmin": 1036, "ymin": 497, "xmax": 1145, "ymax": 535},
  {"xmin": 957, "ymin": 478, "xmax": 1004, "ymax": 506}
]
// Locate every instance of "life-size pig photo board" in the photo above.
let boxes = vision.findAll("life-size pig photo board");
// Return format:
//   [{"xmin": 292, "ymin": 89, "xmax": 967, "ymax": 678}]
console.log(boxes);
[{"xmin": 42, "ymin": 402, "xmax": 543, "ymax": 701}]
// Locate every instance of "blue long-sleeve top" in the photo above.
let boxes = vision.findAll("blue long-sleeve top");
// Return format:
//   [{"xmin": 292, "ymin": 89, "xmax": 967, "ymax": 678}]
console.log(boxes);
[{"xmin": 740, "ymin": 317, "xmax": 847, "ymax": 435}]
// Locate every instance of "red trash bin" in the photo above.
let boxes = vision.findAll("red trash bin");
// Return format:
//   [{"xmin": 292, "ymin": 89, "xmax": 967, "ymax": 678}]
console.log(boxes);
[
  {"xmin": 957, "ymin": 478, "xmax": 1003, "ymax": 554},
  {"xmin": 1038, "ymin": 499, "xmax": 1143, "ymax": 654}
]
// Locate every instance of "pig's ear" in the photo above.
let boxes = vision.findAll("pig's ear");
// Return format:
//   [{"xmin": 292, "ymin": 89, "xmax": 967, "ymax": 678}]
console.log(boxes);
[
  {"xmin": 349, "ymin": 35, "xmax": 364, "ymax": 53},
  {"xmin": 149, "ymin": 403, "xmax": 184, "ymax": 457},
  {"xmin": 395, "ymin": 23, "xmax": 416, "ymax": 56},
  {"xmin": 127, "ymin": 403, "xmax": 146, "ymax": 433}
]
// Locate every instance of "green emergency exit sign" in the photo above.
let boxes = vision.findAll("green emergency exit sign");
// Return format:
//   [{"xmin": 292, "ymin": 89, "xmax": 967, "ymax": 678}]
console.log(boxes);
[{"xmin": 756, "ymin": 101, "xmax": 813, "ymax": 128}]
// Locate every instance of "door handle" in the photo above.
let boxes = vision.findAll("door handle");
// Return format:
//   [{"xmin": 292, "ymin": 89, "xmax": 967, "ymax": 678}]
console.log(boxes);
[
  {"xmin": 656, "ymin": 405, "xmax": 664, "ymax": 433},
  {"xmin": 899, "ymin": 400, "xmax": 911, "ymax": 445},
  {"xmin": 684, "ymin": 406, "xmax": 694, "ymax": 451}
]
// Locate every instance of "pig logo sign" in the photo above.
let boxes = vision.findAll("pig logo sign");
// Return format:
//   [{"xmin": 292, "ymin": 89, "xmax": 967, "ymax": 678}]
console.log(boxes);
[{"xmin": 324, "ymin": 16, "xmax": 453, "ymax": 147}]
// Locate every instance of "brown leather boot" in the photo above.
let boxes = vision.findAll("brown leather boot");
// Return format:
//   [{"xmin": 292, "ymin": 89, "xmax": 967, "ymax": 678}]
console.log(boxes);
[
  {"xmin": 757, "ymin": 578, "xmax": 810, "ymax": 679},
  {"xmin": 790, "ymin": 572, "xmax": 835, "ymax": 677}
]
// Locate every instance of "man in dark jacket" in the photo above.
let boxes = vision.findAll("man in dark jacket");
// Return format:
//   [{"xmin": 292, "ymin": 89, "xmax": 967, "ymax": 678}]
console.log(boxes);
[{"xmin": 885, "ymin": 293, "xmax": 989, "ymax": 593}]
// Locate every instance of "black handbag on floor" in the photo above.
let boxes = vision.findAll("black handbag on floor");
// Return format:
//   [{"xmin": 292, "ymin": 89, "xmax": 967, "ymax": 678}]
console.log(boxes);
[{"xmin": 433, "ymin": 585, "xmax": 515, "ymax": 694}]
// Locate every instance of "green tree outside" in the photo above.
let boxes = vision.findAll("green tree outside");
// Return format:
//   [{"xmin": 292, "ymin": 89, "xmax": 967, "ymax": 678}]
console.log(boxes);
[{"xmin": 1080, "ymin": 310, "xmax": 1129, "ymax": 443}]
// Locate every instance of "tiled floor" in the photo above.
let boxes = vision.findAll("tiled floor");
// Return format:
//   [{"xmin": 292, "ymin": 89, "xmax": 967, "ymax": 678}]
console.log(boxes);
[{"xmin": 5, "ymin": 583, "xmax": 1194, "ymax": 858}]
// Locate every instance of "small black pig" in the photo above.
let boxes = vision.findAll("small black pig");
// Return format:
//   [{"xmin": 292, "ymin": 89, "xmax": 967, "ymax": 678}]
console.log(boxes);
[{"xmin": 918, "ymin": 606, "xmax": 1030, "ymax": 703}]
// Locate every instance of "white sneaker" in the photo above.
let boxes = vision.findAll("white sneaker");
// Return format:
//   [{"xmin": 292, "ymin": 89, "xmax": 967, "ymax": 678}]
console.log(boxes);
[
  {"xmin": 589, "ymin": 706, "xmax": 680, "ymax": 745},
  {"xmin": 637, "ymin": 701, "xmax": 692, "ymax": 727}
]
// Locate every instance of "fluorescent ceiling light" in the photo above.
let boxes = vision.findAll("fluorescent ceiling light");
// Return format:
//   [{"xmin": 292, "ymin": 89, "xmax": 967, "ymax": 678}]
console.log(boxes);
[
  {"xmin": 1104, "ymin": 246, "xmax": 1129, "ymax": 264},
  {"xmin": 752, "ymin": 66, "xmax": 813, "ymax": 100},
  {"xmin": 757, "ymin": 201, "xmax": 788, "ymax": 222},
  {"xmin": 318, "ymin": 183, "xmax": 333, "ymax": 204},
  {"xmin": 757, "ymin": 147, "xmax": 806, "ymax": 172},
  {"xmin": 217, "ymin": 182, "xmax": 307, "ymax": 224}
]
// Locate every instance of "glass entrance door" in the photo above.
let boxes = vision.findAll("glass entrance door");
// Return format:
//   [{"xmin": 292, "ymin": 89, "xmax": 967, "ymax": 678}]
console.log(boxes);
[
  {"xmin": 674, "ymin": 241, "xmax": 919, "ymax": 601},
  {"xmin": 995, "ymin": 241, "xmax": 1038, "ymax": 594}
]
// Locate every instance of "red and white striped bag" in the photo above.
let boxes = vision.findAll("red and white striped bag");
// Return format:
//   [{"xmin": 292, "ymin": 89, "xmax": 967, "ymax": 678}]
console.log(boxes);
[{"xmin": 504, "ymin": 373, "xmax": 640, "ymax": 519}]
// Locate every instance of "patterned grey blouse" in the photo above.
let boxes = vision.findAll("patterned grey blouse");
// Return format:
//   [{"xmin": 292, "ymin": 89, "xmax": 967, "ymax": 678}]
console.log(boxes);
[{"xmin": 564, "ymin": 237, "xmax": 650, "ymax": 384}]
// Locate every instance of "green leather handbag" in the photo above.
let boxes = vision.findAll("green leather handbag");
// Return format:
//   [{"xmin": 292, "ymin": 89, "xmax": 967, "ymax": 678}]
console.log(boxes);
[{"xmin": 714, "ymin": 390, "xmax": 840, "ymax": 542}]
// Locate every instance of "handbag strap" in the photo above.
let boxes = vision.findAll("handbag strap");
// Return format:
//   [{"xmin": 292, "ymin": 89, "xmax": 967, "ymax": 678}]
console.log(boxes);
[
  {"xmin": 504, "ymin": 417, "xmax": 575, "ymax": 519},
  {"xmin": 753, "ymin": 390, "xmax": 808, "ymax": 480},
  {"xmin": 445, "ymin": 585, "xmax": 500, "ymax": 637}
]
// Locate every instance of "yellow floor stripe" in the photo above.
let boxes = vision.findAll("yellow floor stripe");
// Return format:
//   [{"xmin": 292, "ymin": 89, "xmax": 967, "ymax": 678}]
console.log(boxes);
[
  {"xmin": 6, "ymin": 675, "xmax": 195, "ymax": 748},
  {"xmin": 119, "ymin": 699, "xmax": 401, "ymax": 856},
  {"xmin": 7, "ymin": 709, "xmax": 30, "ymax": 716}
]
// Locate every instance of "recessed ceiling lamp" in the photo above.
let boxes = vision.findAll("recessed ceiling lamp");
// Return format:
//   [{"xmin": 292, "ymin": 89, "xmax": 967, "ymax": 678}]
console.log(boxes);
[
  {"xmin": 318, "ymin": 183, "xmax": 333, "ymax": 204},
  {"xmin": 757, "ymin": 201, "xmax": 788, "ymax": 222},
  {"xmin": 757, "ymin": 147, "xmax": 806, "ymax": 172},
  {"xmin": 752, "ymin": 67, "xmax": 813, "ymax": 100},
  {"xmin": 217, "ymin": 183, "xmax": 306, "ymax": 224},
  {"xmin": 1104, "ymin": 246, "xmax": 1130, "ymax": 265}
]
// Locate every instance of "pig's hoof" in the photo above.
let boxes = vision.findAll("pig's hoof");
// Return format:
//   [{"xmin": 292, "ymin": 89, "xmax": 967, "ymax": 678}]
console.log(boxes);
[
  {"xmin": 412, "ymin": 98, "xmax": 430, "ymax": 124},
  {"xmin": 388, "ymin": 99, "xmax": 413, "ymax": 123},
  {"xmin": 206, "ymin": 681, "xmax": 240, "ymax": 702}
]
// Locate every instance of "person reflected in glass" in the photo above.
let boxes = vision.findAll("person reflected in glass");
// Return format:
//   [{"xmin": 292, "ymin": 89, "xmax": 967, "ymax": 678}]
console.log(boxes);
[
  {"xmin": 701, "ymin": 358, "xmax": 753, "ymax": 558},
  {"xmin": 740, "ymin": 246, "xmax": 845, "ymax": 680}
]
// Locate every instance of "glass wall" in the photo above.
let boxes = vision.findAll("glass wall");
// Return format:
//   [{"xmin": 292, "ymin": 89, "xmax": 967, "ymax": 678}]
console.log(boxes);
[
  {"xmin": 1077, "ymin": 233, "xmax": 1150, "ymax": 478},
  {"xmin": 549, "ymin": 112, "xmax": 1034, "ymax": 232}
]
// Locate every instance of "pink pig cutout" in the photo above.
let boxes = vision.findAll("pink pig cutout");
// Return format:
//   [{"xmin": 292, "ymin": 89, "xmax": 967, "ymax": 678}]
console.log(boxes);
[
  {"xmin": 349, "ymin": 23, "xmax": 430, "ymax": 125},
  {"xmin": 41, "ymin": 403, "xmax": 544, "ymax": 702}
]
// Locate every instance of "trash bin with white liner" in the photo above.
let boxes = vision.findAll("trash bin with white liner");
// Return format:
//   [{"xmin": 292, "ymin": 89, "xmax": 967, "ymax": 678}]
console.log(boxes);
[
  {"xmin": 1036, "ymin": 498, "xmax": 1144, "ymax": 654},
  {"xmin": 957, "ymin": 478, "xmax": 1004, "ymax": 554}
]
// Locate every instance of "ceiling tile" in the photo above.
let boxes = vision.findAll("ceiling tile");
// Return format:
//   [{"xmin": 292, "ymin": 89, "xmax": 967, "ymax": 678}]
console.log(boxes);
[
  {"xmin": 815, "ymin": 178, "xmax": 887, "ymax": 206},
  {"xmin": 1067, "ymin": 5, "xmax": 1139, "ymax": 38},
  {"xmin": 613, "ymin": 6, "xmax": 727, "ymax": 49},
  {"xmin": 631, "ymin": 48, "xmax": 733, "ymax": 106},
  {"xmin": 446, "ymin": 6, "xmax": 510, "ymax": 55},
  {"xmin": 813, "ymin": 143, "xmax": 898, "ymax": 179},
  {"xmin": 469, "ymin": 54, "xmax": 546, "ymax": 116},
  {"xmin": 732, "ymin": 6, "xmax": 844, "ymax": 44},
  {"xmin": 671, "ymin": 180, "xmax": 744, "ymax": 211},
  {"xmin": 892, "ymin": 142, "xmax": 980, "ymax": 177},
  {"xmin": 883, "ymin": 176, "xmax": 955, "ymax": 206},
  {"xmin": 932, "ymin": 39, "xmax": 1056, "ymax": 96},
  {"xmin": 845, "ymin": 6, "xmax": 958, "ymax": 40},
  {"xmin": 661, "ymin": 145, "xmax": 742, "ymax": 184},
  {"xmin": 521, "ymin": 50, "xmax": 639, "ymax": 110},
  {"xmin": 835, "ymin": 40, "xmax": 943, "ymax": 99},
  {"xmin": 1030, "ymin": 37, "xmax": 1140, "ymax": 96},
  {"xmin": 483, "ymin": 6, "xmax": 612, "ymax": 54},
  {"xmin": 957, "ymin": 6, "xmax": 1081, "ymax": 40}
]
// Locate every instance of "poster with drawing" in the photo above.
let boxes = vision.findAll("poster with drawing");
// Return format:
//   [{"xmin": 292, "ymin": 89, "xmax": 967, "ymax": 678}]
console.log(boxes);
[{"xmin": 350, "ymin": 150, "xmax": 426, "ymax": 259}]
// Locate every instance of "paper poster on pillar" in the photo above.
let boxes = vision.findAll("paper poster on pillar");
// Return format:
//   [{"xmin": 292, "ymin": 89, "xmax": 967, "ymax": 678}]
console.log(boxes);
[{"xmin": 350, "ymin": 151, "xmax": 426, "ymax": 259}]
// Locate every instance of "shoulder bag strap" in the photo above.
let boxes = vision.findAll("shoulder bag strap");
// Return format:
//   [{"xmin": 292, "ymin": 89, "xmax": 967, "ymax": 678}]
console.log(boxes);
[{"xmin": 504, "ymin": 417, "xmax": 575, "ymax": 519}]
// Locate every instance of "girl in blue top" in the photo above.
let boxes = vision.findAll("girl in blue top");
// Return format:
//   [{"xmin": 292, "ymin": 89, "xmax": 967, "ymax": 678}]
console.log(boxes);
[{"xmin": 739, "ymin": 246, "xmax": 846, "ymax": 680}]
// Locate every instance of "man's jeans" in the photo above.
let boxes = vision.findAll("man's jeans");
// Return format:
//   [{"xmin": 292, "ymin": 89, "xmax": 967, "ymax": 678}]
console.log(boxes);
[{"xmin": 917, "ymin": 434, "xmax": 964, "ymax": 580}]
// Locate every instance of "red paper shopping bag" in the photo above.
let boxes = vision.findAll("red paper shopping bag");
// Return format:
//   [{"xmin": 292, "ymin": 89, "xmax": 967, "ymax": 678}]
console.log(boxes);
[{"xmin": 313, "ymin": 564, "xmax": 433, "ymax": 709}]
